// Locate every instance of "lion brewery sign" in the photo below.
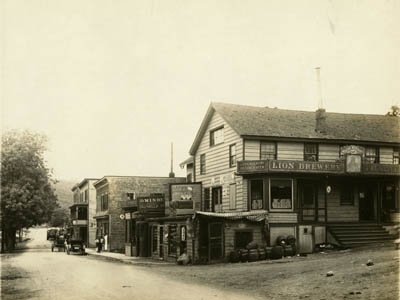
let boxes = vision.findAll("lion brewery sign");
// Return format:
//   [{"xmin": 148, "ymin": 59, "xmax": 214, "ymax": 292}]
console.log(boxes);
[{"xmin": 237, "ymin": 160, "xmax": 344, "ymax": 174}]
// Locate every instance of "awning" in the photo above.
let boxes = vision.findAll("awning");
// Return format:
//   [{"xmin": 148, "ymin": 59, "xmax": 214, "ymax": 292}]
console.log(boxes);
[{"xmin": 193, "ymin": 210, "xmax": 268, "ymax": 222}]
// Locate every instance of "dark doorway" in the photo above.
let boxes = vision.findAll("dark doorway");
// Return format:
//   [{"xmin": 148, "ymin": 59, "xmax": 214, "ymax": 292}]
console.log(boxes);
[
  {"xmin": 79, "ymin": 227, "xmax": 88, "ymax": 246},
  {"xmin": 298, "ymin": 180, "xmax": 318, "ymax": 222},
  {"xmin": 209, "ymin": 222, "xmax": 223, "ymax": 261},
  {"xmin": 359, "ymin": 184, "xmax": 376, "ymax": 221}
]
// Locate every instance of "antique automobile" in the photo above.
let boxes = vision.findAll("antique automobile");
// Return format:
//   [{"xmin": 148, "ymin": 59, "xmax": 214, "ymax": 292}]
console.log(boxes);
[
  {"xmin": 66, "ymin": 240, "xmax": 86, "ymax": 255},
  {"xmin": 47, "ymin": 228, "xmax": 58, "ymax": 240},
  {"xmin": 51, "ymin": 234, "xmax": 66, "ymax": 252}
]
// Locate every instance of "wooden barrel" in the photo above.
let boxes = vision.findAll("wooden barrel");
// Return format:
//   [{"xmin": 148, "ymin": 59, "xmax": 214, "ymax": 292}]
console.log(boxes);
[
  {"xmin": 283, "ymin": 245, "xmax": 293, "ymax": 257},
  {"xmin": 258, "ymin": 248, "xmax": 266, "ymax": 260},
  {"xmin": 265, "ymin": 247, "xmax": 272, "ymax": 259},
  {"xmin": 248, "ymin": 249, "xmax": 259, "ymax": 262},
  {"xmin": 270, "ymin": 245, "xmax": 283, "ymax": 259},
  {"xmin": 229, "ymin": 250, "xmax": 240, "ymax": 263},
  {"xmin": 239, "ymin": 249, "xmax": 249, "ymax": 262}
]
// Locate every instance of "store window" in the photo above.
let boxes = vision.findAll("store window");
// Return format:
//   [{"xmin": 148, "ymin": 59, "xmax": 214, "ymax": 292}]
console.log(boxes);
[
  {"xmin": 340, "ymin": 183, "xmax": 354, "ymax": 206},
  {"xmin": 200, "ymin": 154, "xmax": 206, "ymax": 175},
  {"xmin": 260, "ymin": 142, "xmax": 276, "ymax": 160},
  {"xmin": 304, "ymin": 143, "xmax": 318, "ymax": 161},
  {"xmin": 365, "ymin": 147, "xmax": 379, "ymax": 163},
  {"xmin": 393, "ymin": 148, "xmax": 399, "ymax": 164},
  {"xmin": 229, "ymin": 144, "xmax": 237, "ymax": 167},
  {"xmin": 235, "ymin": 231, "xmax": 253, "ymax": 249},
  {"xmin": 250, "ymin": 179, "xmax": 264, "ymax": 210},
  {"xmin": 270, "ymin": 179, "xmax": 293, "ymax": 210},
  {"xmin": 210, "ymin": 126, "xmax": 224, "ymax": 146}
]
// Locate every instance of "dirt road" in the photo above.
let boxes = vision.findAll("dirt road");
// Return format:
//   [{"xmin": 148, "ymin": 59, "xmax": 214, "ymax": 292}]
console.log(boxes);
[{"xmin": 1, "ymin": 227, "xmax": 257, "ymax": 300}]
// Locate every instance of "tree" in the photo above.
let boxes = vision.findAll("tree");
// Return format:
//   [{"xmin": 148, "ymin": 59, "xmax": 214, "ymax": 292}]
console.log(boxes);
[
  {"xmin": 386, "ymin": 105, "xmax": 399, "ymax": 117},
  {"xmin": 1, "ymin": 130, "xmax": 59, "ymax": 252},
  {"xmin": 49, "ymin": 208, "xmax": 70, "ymax": 228}
]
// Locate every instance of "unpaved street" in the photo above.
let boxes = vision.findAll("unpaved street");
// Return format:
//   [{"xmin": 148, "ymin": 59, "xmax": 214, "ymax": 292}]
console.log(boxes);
[
  {"xmin": 1, "ymin": 227, "xmax": 256, "ymax": 300},
  {"xmin": 1, "ymin": 227, "xmax": 399, "ymax": 300}
]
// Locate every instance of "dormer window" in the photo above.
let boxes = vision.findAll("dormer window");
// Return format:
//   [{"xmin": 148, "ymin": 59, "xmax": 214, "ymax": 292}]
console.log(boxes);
[{"xmin": 210, "ymin": 126, "xmax": 224, "ymax": 146}]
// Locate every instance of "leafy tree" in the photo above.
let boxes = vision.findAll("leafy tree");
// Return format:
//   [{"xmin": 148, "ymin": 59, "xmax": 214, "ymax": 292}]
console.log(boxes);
[
  {"xmin": 386, "ymin": 105, "xmax": 399, "ymax": 117},
  {"xmin": 1, "ymin": 130, "xmax": 59, "ymax": 252},
  {"xmin": 49, "ymin": 208, "xmax": 70, "ymax": 228}
]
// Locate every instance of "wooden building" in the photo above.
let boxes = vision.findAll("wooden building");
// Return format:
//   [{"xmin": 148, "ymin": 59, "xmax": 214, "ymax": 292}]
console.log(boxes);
[
  {"xmin": 70, "ymin": 178, "xmax": 99, "ymax": 247},
  {"xmin": 186, "ymin": 102, "xmax": 399, "ymax": 262}
]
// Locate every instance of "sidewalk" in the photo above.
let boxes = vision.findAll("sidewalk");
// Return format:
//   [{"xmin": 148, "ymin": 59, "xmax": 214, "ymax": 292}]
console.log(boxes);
[{"xmin": 85, "ymin": 248, "xmax": 175, "ymax": 266}]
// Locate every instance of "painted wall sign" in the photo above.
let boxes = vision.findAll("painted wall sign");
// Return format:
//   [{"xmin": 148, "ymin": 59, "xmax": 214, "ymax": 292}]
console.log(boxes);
[
  {"xmin": 345, "ymin": 155, "xmax": 362, "ymax": 173},
  {"xmin": 169, "ymin": 183, "xmax": 202, "ymax": 215},
  {"xmin": 269, "ymin": 160, "xmax": 343, "ymax": 173},
  {"xmin": 362, "ymin": 163, "xmax": 400, "ymax": 175},
  {"xmin": 237, "ymin": 160, "xmax": 268, "ymax": 173},
  {"xmin": 138, "ymin": 195, "xmax": 165, "ymax": 216}
]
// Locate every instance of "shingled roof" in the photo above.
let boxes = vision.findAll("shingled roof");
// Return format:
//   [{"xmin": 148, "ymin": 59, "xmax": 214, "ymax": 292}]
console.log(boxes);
[{"xmin": 189, "ymin": 102, "xmax": 400, "ymax": 155}]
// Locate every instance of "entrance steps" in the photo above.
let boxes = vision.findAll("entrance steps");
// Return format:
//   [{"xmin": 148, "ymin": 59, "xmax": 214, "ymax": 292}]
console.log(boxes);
[{"xmin": 328, "ymin": 223, "xmax": 396, "ymax": 248}]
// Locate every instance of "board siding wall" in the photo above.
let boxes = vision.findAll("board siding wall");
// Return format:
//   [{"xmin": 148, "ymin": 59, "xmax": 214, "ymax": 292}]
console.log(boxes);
[
  {"xmin": 325, "ymin": 185, "xmax": 359, "ymax": 222},
  {"xmin": 277, "ymin": 142, "xmax": 304, "ymax": 161},
  {"xmin": 380, "ymin": 147, "xmax": 393, "ymax": 164},
  {"xmin": 195, "ymin": 112, "xmax": 244, "ymax": 212},
  {"xmin": 269, "ymin": 213, "xmax": 298, "ymax": 223},
  {"xmin": 244, "ymin": 140, "xmax": 260, "ymax": 160},
  {"xmin": 319, "ymin": 144, "xmax": 339, "ymax": 162}
]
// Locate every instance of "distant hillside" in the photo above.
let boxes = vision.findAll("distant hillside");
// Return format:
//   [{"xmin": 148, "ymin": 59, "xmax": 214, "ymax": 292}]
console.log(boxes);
[{"xmin": 52, "ymin": 179, "xmax": 77, "ymax": 209}]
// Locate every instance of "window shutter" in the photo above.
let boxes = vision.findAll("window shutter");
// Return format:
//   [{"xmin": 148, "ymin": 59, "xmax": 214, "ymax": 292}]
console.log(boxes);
[{"xmin": 229, "ymin": 184, "xmax": 236, "ymax": 209}]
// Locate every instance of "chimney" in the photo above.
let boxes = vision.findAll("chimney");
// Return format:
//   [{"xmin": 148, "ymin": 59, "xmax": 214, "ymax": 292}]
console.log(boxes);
[
  {"xmin": 316, "ymin": 108, "xmax": 327, "ymax": 134},
  {"xmin": 315, "ymin": 67, "xmax": 327, "ymax": 134},
  {"xmin": 169, "ymin": 142, "xmax": 175, "ymax": 178}
]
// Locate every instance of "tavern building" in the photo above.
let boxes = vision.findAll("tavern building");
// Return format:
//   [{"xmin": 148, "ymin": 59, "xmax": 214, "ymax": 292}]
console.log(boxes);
[{"xmin": 183, "ymin": 102, "xmax": 399, "ymax": 262}]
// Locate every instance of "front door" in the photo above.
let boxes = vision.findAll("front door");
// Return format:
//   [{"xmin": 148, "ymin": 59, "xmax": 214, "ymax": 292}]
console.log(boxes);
[
  {"xmin": 212, "ymin": 187, "xmax": 222, "ymax": 212},
  {"xmin": 208, "ymin": 222, "xmax": 223, "ymax": 261},
  {"xmin": 298, "ymin": 180, "xmax": 319, "ymax": 222},
  {"xmin": 359, "ymin": 184, "xmax": 376, "ymax": 221}
]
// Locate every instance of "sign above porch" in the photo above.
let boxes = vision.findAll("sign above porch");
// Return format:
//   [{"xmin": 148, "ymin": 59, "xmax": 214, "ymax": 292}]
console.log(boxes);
[
  {"xmin": 237, "ymin": 159, "xmax": 400, "ymax": 176},
  {"xmin": 237, "ymin": 160, "xmax": 344, "ymax": 174}
]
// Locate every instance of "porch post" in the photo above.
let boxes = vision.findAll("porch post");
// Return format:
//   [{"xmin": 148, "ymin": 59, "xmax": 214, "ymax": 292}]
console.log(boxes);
[{"xmin": 325, "ymin": 175, "xmax": 328, "ymax": 244}]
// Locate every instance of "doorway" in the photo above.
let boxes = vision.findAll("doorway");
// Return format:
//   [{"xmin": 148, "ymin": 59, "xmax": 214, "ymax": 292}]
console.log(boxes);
[
  {"xmin": 359, "ymin": 184, "xmax": 376, "ymax": 221},
  {"xmin": 208, "ymin": 222, "xmax": 224, "ymax": 261},
  {"xmin": 212, "ymin": 187, "xmax": 222, "ymax": 212},
  {"xmin": 298, "ymin": 180, "xmax": 318, "ymax": 222}
]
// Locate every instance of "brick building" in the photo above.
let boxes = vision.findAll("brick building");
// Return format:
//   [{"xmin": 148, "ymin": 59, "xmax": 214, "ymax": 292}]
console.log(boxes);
[{"xmin": 93, "ymin": 176, "xmax": 185, "ymax": 253}]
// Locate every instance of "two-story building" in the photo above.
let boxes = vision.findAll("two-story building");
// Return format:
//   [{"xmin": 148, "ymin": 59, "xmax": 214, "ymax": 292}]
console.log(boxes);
[
  {"xmin": 93, "ymin": 175, "xmax": 185, "ymax": 253},
  {"xmin": 70, "ymin": 178, "xmax": 99, "ymax": 247},
  {"xmin": 187, "ymin": 102, "xmax": 399, "ymax": 262}
]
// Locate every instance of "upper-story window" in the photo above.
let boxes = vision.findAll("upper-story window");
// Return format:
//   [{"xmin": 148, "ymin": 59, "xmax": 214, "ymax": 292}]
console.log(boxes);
[
  {"xmin": 126, "ymin": 193, "xmax": 135, "ymax": 201},
  {"xmin": 210, "ymin": 126, "xmax": 224, "ymax": 146},
  {"xmin": 365, "ymin": 147, "xmax": 379, "ymax": 163},
  {"xmin": 229, "ymin": 144, "xmax": 236, "ymax": 167},
  {"xmin": 304, "ymin": 143, "xmax": 318, "ymax": 161},
  {"xmin": 260, "ymin": 142, "xmax": 276, "ymax": 160},
  {"xmin": 393, "ymin": 148, "xmax": 399, "ymax": 164},
  {"xmin": 100, "ymin": 193, "xmax": 108, "ymax": 211},
  {"xmin": 200, "ymin": 154, "xmax": 206, "ymax": 175},
  {"xmin": 84, "ymin": 190, "xmax": 88, "ymax": 202}
]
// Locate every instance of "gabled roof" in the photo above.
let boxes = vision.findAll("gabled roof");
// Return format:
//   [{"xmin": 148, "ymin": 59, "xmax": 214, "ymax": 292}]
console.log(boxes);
[{"xmin": 189, "ymin": 102, "xmax": 400, "ymax": 155}]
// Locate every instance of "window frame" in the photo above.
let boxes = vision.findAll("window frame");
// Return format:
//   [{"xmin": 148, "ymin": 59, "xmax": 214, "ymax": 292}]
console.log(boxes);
[
  {"xmin": 200, "ymin": 154, "xmax": 206, "ymax": 175},
  {"xmin": 260, "ymin": 141, "xmax": 277, "ymax": 160},
  {"xmin": 269, "ymin": 178, "xmax": 294, "ymax": 212},
  {"xmin": 229, "ymin": 144, "xmax": 237, "ymax": 168},
  {"xmin": 304, "ymin": 143, "xmax": 319, "ymax": 162},
  {"xmin": 393, "ymin": 148, "xmax": 399, "ymax": 164},
  {"xmin": 364, "ymin": 146, "xmax": 379, "ymax": 164},
  {"xmin": 209, "ymin": 126, "xmax": 224, "ymax": 147},
  {"xmin": 249, "ymin": 178, "xmax": 264, "ymax": 210}
]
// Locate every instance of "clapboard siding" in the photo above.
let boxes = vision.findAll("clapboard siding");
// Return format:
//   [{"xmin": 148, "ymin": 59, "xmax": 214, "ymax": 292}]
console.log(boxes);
[
  {"xmin": 326, "ymin": 185, "xmax": 359, "ymax": 222},
  {"xmin": 277, "ymin": 142, "xmax": 304, "ymax": 161},
  {"xmin": 319, "ymin": 144, "xmax": 339, "ymax": 162},
  {"xmin": 195, "ymin": 111, "xmax": 244, "ymax": 212},
  {"xmin": 380, "ymin": 147, "xmax": 393, "ymax": 164},
  {"xmin": 269, "ymin": 213, "xmax": 298, "ymax": 223},
  {"xmin": 244, "ymin": 140, "xmax": 260, "ymax": 160}
]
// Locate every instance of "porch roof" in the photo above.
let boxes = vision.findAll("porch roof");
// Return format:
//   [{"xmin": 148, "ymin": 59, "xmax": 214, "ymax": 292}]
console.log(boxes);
[{"xmin": 194, "ymin": 210, "xmax": 268, "ymax": 222}]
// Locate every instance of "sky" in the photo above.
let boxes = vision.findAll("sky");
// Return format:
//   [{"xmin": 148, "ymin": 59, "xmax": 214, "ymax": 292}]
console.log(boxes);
[{"xmin": 2, "ymin": 0, "xmax": 399, "ymax": 181}]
